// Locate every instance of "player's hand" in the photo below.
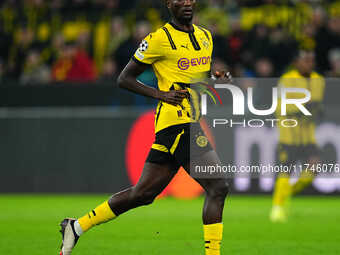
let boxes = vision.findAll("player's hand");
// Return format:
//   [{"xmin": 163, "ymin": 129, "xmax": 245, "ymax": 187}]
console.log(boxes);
[
  {"xmin": 157, "ymin": 90, "xmax": 189, "ymax": 106},
  {"xmin": 213, "ymin": 70, "xmax": 233, "ymax": 83}
]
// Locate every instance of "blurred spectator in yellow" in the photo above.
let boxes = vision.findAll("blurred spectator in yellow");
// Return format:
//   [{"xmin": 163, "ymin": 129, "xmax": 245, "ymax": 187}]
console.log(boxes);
[
  {"xmin": 299, "ymin": 23, "xmax": 316, "ymax": 50},
  {"xmin": 198, "ymin": 0, "xmax": 229, "ymax": 36},
  {"xmin": 134, "ymin": 0, "xmax": 163, "ymax": 29},
  {"xmin": 20, "ymin": 49, "xmax": 51, "ymax": 85},
  {"xmin": 0, "ymin": 0, "xmax": 339, "ymax": 85},
  {"xmin": 106, "ymin": 17, "xmax": 129, "ymax": 59},
  {"xmin": 48, "ymin": 33, "xmax": 66, "ymax": 65},
  {"xmin": 7, "ymin": 25, "xmax": 35, "ymax": 79}
]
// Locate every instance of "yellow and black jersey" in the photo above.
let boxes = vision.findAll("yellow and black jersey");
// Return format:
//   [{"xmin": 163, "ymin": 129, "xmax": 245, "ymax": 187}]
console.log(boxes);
[
  {"xmin": 277, "ymin": 69, "xmax": 325, "ymax": 145},
  {"xmin": 133, "ymin": 22, "xmax": 213, "ymax": 133}
]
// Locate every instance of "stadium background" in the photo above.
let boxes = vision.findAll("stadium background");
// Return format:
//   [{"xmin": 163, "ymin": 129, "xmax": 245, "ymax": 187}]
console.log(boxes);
[
  {"xmin": 0, "ymin": 0, "xmax": 340, "ymax": 197},
  {"xmin": 1, "ymin": 0, "xmax": 340, "ymax": 195},
  {"xmin": 1, "ymin": 1, "xmax": 340, "ymax": 255}
]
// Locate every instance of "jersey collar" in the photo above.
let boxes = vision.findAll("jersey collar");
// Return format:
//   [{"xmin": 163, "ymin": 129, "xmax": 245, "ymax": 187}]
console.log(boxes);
[{"xmin": 169, "ymin": 21, "xmax": 195, "ymax": 33}]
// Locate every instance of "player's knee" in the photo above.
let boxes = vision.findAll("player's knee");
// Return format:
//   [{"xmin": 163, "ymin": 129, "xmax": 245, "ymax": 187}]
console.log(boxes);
[
  {"xmin": 216, "ymin": 181, "xmax": 229, "ymax": 198},
  {"xmin": 207, "ymin": 181, "xmax": 229, "ymax": 199},
  {"xmin": 132, "ymin": 189, "xmax": 157, "ymax": 206},
  {"xmin": 141, "ymin": 191, "xmax": 157, "ymax": 205}
]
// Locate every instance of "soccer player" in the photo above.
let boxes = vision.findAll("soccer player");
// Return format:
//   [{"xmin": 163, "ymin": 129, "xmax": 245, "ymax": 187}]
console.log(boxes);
[
  {"xmin": 270, "ymin": 50, "xmax": 325, "ymax": 222},
  {"xmin": 59, "ymin": 1, "xmax": 229, "ymax": 254}
]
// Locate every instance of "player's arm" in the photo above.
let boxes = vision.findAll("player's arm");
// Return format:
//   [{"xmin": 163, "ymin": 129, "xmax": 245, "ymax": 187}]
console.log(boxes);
[
  {"xmin": 305, "ymin": 76, "xmax": 326, "ymax": 121},
  {"xmin": 117, "ymin": 60, "xmax": 188, "ymax": 106},
  {"xmin": 277, "ymin": 75, "xmax": 303, "ymax": 117}
]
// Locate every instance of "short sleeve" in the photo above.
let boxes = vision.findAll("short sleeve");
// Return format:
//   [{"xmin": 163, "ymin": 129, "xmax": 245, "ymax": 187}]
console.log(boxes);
[
  {"xmin": 277, "ymin": 73, "xmax": 299, "ymax": 115},
  {"xmin": 133, "ymin": 31, "xmax": 164, "ymax": 65},
  {"xmin": 278, "ymin": 75, "xmax": 292, "ymax": 89},
  {"xmin": 310, "ymin": 74, "xmax": 325, "ymax": 102}
]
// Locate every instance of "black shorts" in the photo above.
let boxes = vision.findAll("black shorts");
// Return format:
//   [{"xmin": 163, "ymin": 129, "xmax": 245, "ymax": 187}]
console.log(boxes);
[
  {"xmin": 146, "ymin": 123, "xmax": 213, "ymax": 168},
  {"xmin": 277, "ymin": 143, "xmax": 320, "ymax": 165}
]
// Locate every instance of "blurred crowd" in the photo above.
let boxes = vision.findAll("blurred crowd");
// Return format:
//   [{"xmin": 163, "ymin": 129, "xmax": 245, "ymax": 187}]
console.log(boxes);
[{"xmin": 0, "ymin": 0, "xmax": 340, "ymax": 86}]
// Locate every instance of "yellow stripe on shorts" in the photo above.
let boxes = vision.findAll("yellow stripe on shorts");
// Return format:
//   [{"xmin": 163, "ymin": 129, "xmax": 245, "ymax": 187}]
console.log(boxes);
[
  {"xmin": 151, "ymin": 144, "xmax": 169, "ymax": 153},
  {"xmin": 170, "ymin": 129, "xmax": 185, "ymax": 155}
]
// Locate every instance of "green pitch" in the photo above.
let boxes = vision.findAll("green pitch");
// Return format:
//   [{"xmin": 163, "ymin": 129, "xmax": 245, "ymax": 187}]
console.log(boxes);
[{"xmin": 1, "ymin": 194, "xmax": 339, "ymax": 255}]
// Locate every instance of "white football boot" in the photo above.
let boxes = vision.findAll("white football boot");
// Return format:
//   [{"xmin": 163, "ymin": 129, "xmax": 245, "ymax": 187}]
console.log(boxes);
[{"xmin": 59, "ymin": 218, "xmax": 79, "ymax": 255}]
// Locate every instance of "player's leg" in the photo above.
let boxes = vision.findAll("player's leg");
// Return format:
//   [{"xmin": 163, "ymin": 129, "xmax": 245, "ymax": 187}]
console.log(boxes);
[
  {"xmin": 271, "ymin": 172, "xmax": 291, "ymax": 222},
  {"xmin": 108, "ymin": 161, "xmax": 178, "ymax": 214},
  {"xmin": 183, "ymin": 150, "xmax": 229, "ymax": 255},
  {"xmin": 60, "ymin": 161, "xmax": 178, "ymax": 255},
  {"xmin": 270, "ymin": 144, "xmax": 295, "ymax": 222},
  {"xmin": 291, "ymin": 145, "xmax": 320, "ymax": 195},
  {"xmin": 290, "ymin": 164, "xmax": 315, "ymax": 195}
]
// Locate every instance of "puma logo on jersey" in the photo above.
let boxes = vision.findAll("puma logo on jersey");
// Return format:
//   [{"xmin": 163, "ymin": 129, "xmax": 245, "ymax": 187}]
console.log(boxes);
[{"xmin": 181, "ymin": 44, "xmax": 189, "ymax": 50}]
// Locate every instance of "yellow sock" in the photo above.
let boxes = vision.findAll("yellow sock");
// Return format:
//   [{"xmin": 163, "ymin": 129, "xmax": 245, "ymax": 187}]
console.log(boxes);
[
  {"xmin": 273, "ymin": 174, "xmax": 291, "ymax": 207},
  {"xmin": 78, "ymin": 200, "xmax": 117, "ymax": 232},
  {"xmin": 291, "ymin": 171, "xmax": 314, "ymax": 195},
  {"xmin": 203, "ymin": 223, "xmax": 223, "ymax": 255}
]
